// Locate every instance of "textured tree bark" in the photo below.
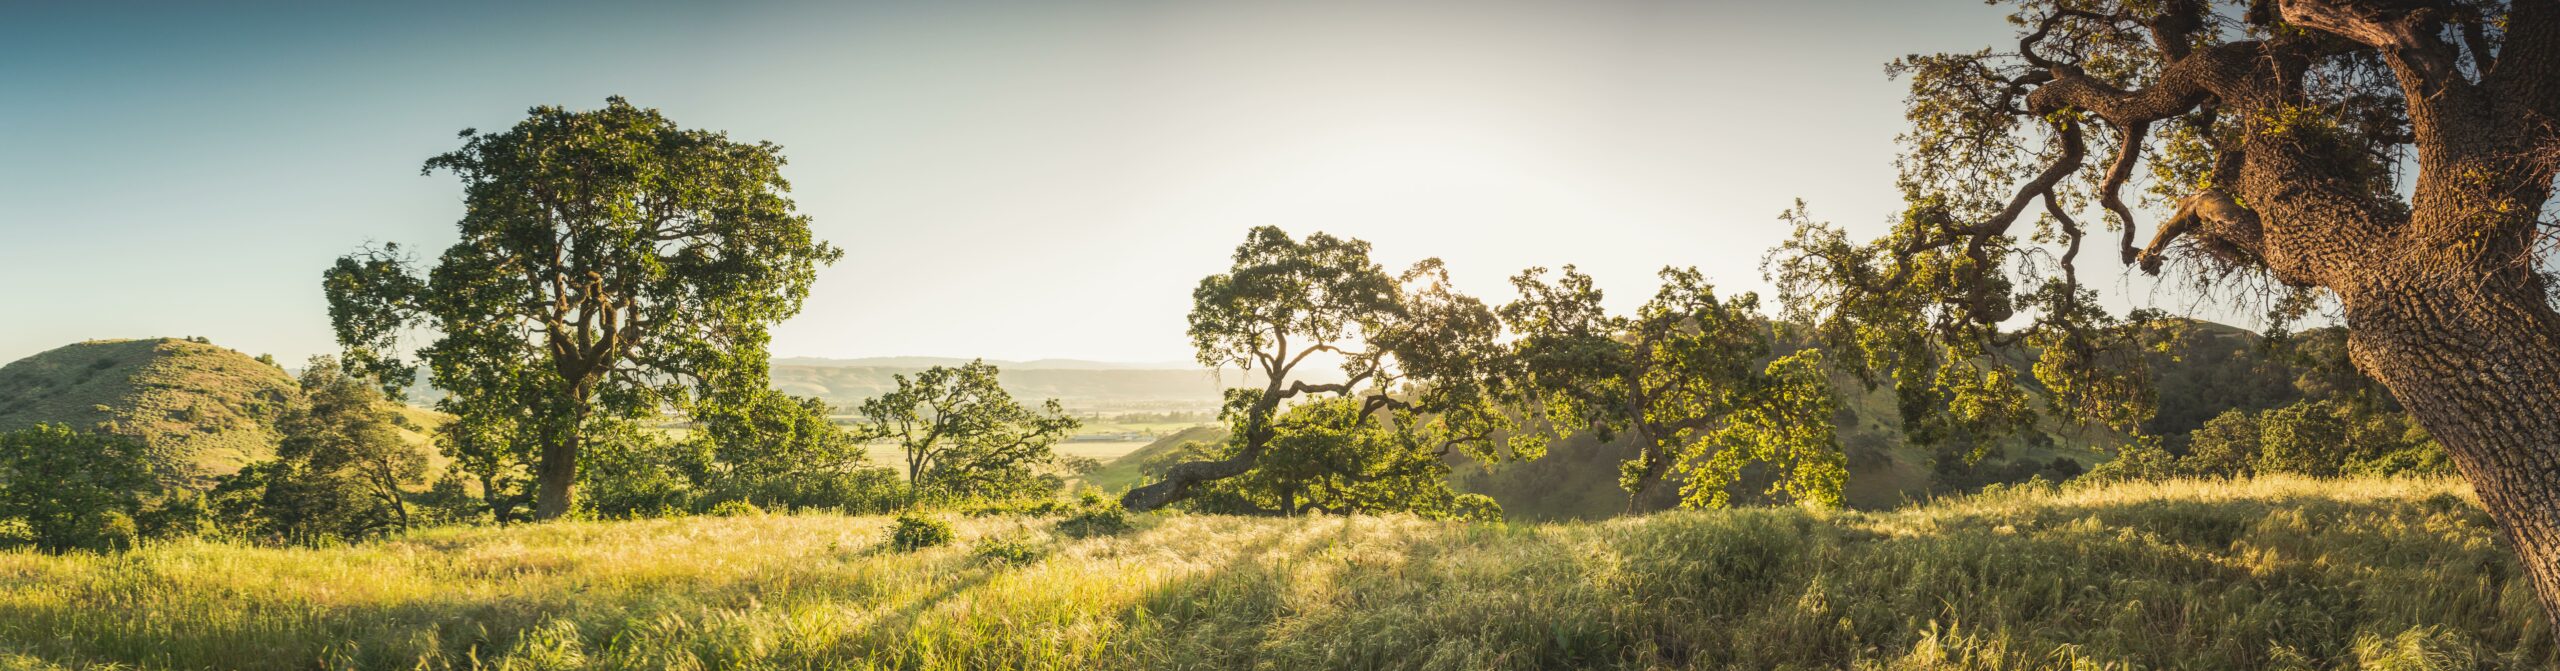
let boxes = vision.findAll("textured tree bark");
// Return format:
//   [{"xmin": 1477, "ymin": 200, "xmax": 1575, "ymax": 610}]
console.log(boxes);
[{"xmin": 2346, "ymin": 277, "xmax": 2560, "ymax": 619}]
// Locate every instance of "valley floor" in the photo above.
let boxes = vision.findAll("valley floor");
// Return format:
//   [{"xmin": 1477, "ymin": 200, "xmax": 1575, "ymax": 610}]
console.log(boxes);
[{"xmin": 0, "ymin": 476, "xmax": 2548, "ymax": 670}]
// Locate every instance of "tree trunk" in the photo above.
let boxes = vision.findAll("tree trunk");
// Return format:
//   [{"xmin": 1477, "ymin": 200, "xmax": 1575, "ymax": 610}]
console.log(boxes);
[
  {"xmin": 2346, "ymin": 279, "xmax": 2560, "ymax": 621},
  {"xmin": 531, "ymin": 401, "xmax": 591, "ymax": 520}
]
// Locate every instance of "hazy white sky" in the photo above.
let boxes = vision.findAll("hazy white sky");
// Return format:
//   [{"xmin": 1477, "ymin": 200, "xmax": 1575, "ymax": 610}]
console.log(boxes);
[{"xmin": 2, "ymin": 1, "xmax": 2200, "ymax": 365}]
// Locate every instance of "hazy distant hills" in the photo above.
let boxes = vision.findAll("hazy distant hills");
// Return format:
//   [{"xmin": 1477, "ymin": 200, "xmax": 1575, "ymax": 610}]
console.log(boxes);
[
  {"xmin": 772, "ymin": 363, "xmax": 1252, "ymax": 414},
  {"xmin": 771, "ymin": 357, "xmax": 1205, "ymax": 371}
]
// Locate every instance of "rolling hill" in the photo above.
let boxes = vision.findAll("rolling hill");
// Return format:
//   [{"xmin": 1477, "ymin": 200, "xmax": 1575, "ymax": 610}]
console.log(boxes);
[{"xmin": 0, "ymin": 339, "xmax": 300, "ymax": 486}]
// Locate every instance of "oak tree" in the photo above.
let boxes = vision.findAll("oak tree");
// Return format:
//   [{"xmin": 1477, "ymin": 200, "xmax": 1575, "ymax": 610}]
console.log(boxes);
[
  {"xmin": 1770, "ymin": 0, "xmax": 2560, "ymax": 622},
  {"xmin": 1504, "ymin": 266, "xmax": 1845, "ymax": 511},
  {"xmin": 1121, "ymin": 227, "xmax": 1525, "ymax": 514},
  {"xmin": 324, "ymin": 97, "xmax": 842, "ymax": 519},
  {"xmin": 857, "ymin": 360, "xmax": 1080, "ymax": 504}
]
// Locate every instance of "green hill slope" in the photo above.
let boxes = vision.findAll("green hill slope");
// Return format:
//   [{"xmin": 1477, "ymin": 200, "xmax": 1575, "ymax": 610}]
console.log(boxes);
[
  {"xmin": 0, "ymin": 338, "xmax": 300, "ymax": 486},
  {"xmin": 1081, "ymin": 425, "xmax": 1228, "ymax": 491},
  {"xmin": 0, "ymin": 476, "xmax": 2539, "ymax": 669}
]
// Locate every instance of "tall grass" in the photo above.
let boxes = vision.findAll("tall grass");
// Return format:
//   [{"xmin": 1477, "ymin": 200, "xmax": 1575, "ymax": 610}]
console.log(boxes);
[{"xmin": 0, "ymin": 476, "xmax": 2544, "ymax": 669}]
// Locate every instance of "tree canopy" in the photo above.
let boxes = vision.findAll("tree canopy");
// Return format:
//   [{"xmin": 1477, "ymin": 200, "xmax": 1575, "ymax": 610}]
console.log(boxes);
[
  {"xmin": 858, "ymin": 360, "xmax": 1080, "ymax": 504},
  {"xmin": 1126, "ymin": 226, "xmax": 1846, "ymax": 515},
  {"xmin": 323, "ymin": 97, "xmax": 843, "ymax": 519},
  {"xmin": 1766, "ymin": 0, "xmax": 2560, "ymax": 624},
  {"xmin": 1504, "ymin": 266, "xmax": 1845, "ymax": 510},
  {"xmin": 1121, "ymin": 228, "xmax": 1526, "ymax": 514}
]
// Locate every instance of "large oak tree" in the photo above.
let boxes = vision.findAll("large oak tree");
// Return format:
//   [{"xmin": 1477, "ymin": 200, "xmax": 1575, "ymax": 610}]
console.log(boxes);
[
  {"xmin": 1772, "ymin": 0, "xmax": 2560, "ymax": 622},
  {"xmin": 325, "ymin": 97, "xmax": 842, "ymax": 520}
]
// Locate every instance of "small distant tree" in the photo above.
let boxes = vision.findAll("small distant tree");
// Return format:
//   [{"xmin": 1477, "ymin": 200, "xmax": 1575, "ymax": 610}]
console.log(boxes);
[
  {"xmin": 1504, "ymin": 266, "xmax": 1846, "ymax": 511},
  {"xmin": 858, "ymin": 360, "xmax": 1079, "ymax": 505},
  {"xmin": 0, "ymin": 425, "xmax": 154, "ymax": 552},
  {"xmin": 324, "ymin": 97, "xmax": 843, "ymax": 519}
]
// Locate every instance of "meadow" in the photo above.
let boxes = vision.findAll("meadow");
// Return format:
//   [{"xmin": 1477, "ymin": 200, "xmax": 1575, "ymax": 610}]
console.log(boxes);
[{"xmin": 0, "ymin": 475, "xmax": 2543, "ymax": 670}]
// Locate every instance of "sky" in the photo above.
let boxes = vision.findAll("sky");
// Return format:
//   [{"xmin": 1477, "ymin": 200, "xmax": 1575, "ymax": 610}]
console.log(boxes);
[{"xmin": 0, "ymin": 0, "xmax": 2210, "ymax": 366}]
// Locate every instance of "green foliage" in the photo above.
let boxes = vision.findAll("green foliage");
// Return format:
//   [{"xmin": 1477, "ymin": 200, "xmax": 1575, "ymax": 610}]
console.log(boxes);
[
  {"xmin": 1183, "ymin": 398, "xmax": 1501, "ymax": 520},
  {"xmin": 430, "ymin": 410, "xmax": 537, "ymax": 524},
  {"xmin": 1055, "ymin": 492, "xmax": 1133, "ymax": 538},
  {"xmin": 0, "ymin": 424, "xmax": 156, "ymax": 552},
  {"xmin": 573, "ymin": 396, "xmax": 904, "ymax": 520},
  {"xmin": 706, "ymin": 500, "xmax": 765, "ymax": 518},
  {"xmin": 572, "ymin": 420, "xmax": 701, "ymax": 519},
  {"xmin": 324, "ymin": 96, "xmax": 843, "ymax": 518},
  {"xmin": 2099, "ymin": 398, "xmax": 2449, "ymax": 484},
  {"xmin": 858, "ymin": 360, "xmax": 1079, "ymax": 504},
  {"xmin": 1505, "ymin": 264, "xmax": 1847, "ymax": 510},
  {"xmin": 694, "ymin": 388, "xmax": 881, "ymax": 507},
  {"xmin": 210, "ymin": 359, "xmax": 427, "ymax": 545},
  {"xmin": 887, "ymin": 513, "xmax": 954, "ymax": 552},
  {"xmin": 973, "ymin": 534, "xmax": 1047, "ymax": 565},
  {"xmin": 135, "ymin": 490, "xmax": 213, "ymax": 541},
  {"xmin": 1136, "ymin": 228, "xmax": 1525, "ymax": 517}
]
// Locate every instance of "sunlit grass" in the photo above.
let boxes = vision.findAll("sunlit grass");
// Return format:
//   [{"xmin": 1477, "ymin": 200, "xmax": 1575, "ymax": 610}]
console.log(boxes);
[{"xmin": 0, "ymin": 475, "xmax": 2544, "ymax": 669}]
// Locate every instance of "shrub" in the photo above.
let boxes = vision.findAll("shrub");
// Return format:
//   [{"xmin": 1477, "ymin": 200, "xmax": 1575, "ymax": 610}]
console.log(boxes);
[
  {"xmin": 974, "ymin": 534, "xmax": 1047, "ymax": 565},
  {"xmin": 706, "ymin": 500, "xmax": 765, "ymax": 517},
  {"xmin": 887, "ymin": 513, "xmax": 954, "ymax": 552},
  {"xmin": 135, "ymin": 491, "xmax": 212, "ymax": 540},
  {"xmin": 1056, "ymin": 495, "xmax": 1131, "ymax": 539},
  {"xmin": 89, "ymin": 511, "xmax": 137, "ymax": 552}
]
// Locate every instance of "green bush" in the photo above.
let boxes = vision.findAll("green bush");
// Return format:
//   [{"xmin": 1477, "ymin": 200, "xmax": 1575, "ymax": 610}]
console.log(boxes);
[
  {"xmin": 973, "ymin": 534, "xmax": 1046, "ymax": 565},
  {"xmin": 887, "ymin": 513, "xmax": 954, "ymax": 552},
  {"xmin": 89, "ymin": 511, "xmax": 138, "ymax": 552},
  {"xmin": 706, "ymin": 500, "xmax": 765, "ymax": 517},
  {"xmin": 136, "ymin": 491, "xmax": 212, "ymax": 540},
  {"xmin": 1056, "ymin": 496, "xmax": 1131, "ymax": 539}
]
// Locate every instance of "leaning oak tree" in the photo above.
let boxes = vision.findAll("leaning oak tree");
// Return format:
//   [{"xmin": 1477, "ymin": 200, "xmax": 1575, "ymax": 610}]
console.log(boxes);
[
  {"xmin": 1120, "ymin": 227, "xmax": 1524, "ymax": 514},
  {"xmin": 325, "ymin": 97, "xmax": 842, "ymax": 520},
  {"xmin": 1773, "ymin": 0, "xmax": 2560, "ymax": 622}
]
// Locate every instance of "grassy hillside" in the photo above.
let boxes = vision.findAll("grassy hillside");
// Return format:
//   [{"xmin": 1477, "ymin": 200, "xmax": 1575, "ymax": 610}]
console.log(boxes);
[
  {"xmin": 1081, "ymin": 425, "xmax": 1228, "ymax": 491},
  {"xmin": 0, "ymin": 476, "xmax": 2542, "ymax": 669},
  {"xmin": 0, "ymin": 338, "xmax": 300, "ymax": 486}
]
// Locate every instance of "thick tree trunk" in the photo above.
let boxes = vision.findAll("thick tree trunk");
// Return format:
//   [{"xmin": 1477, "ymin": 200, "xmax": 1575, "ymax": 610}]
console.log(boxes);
[
  {"xmin": 2346, "ymin": 279, "xmax": 2560, "ymax": 621},
  {"xmin": 531, "ymin": 401, "xmax": 591, "ymax": 520}
]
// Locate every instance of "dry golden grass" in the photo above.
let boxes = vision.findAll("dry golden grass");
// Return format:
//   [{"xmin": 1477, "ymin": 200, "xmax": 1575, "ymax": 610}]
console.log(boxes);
[{"xmin": 0, "ymin": 475, "xmax": 2545, "ymax": 669}]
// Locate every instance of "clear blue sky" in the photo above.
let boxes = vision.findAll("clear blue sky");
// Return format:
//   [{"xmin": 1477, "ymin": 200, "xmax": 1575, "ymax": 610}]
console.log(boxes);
[{"xmin": 3, "ymin": 0, "xmax": 2194, "ymax": 366}]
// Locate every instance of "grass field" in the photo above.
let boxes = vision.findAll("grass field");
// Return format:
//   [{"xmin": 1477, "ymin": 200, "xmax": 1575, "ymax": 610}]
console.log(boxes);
[{"xmin": 0, "ymin": 475, "xmax": 2546, "ymax": 669}]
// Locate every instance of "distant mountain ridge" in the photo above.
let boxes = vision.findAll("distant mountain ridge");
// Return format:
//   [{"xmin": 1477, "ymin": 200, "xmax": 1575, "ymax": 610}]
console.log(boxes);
[{"xmin": 770, "ymin": 356, "xmax": 1205, "ymax": 371}]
